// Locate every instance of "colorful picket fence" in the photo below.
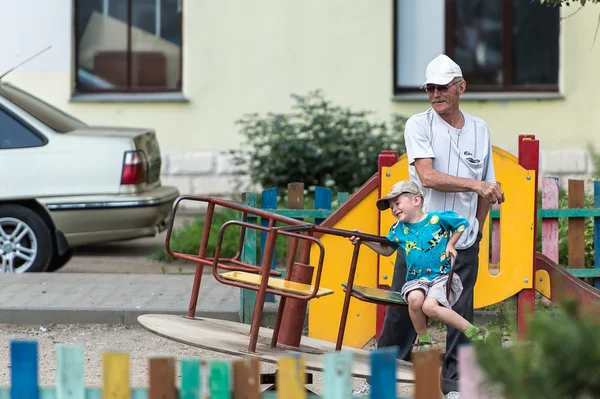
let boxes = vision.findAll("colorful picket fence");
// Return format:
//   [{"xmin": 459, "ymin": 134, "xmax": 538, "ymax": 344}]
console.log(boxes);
[
  {"xmin": 489, "ymin": 178, "xmax": 600, "ymax": 288},
  {"xmin": 2, "ymin": 339, "xmax": 489, "ymax": 399}
]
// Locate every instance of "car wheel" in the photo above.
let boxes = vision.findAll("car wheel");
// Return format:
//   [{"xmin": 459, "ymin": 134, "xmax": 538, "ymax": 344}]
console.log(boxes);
[
  {"xmin": 46, "ymin": 248, "xmax": 74, "ymax": 273},
  {"xmin": 0, "ymin": 204, "xmax": 53, "ymax": 273}
]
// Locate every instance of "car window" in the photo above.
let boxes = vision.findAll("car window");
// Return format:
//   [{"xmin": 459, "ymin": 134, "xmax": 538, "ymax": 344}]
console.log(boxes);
[
  {"xmin": 0, "ymin": 107, "xmax": 45, "ymax": 149},
  {"xmin": 0, "ymin": 83, "xmax": 88, "ymax": 133}
]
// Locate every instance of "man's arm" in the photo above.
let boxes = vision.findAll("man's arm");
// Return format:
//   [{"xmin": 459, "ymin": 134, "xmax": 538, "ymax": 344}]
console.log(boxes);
[
  {"xmin": 475, "ymin": 196, "xmax": 491, "ymax": 232},
  {"xmin": 414, "ymin": 158, "xmax": 504, "ymax": 203}
]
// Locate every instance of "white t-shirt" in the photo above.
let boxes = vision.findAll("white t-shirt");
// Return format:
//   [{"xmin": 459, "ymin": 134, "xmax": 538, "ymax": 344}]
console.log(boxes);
[{"xmin": 404, "ymin": 107, "xmax": 496, "ymax": 250}]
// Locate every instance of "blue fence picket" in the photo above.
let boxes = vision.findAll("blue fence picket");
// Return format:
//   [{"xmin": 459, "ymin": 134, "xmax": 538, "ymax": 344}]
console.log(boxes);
[
  {"xmin": 370, "ymin": 346, "xmax": 398, "ymax": 399},
  {"xmin": 594, "ymin": 181, "xmax": 600, "ymax": 289},
  {"xmin": 315, "ymin": 187, "xmax": 332, "ymax": 225},
  {"xmin": 240, "ymin": 193, "xmax": 258, "ymax": 324},
  {"xmin": 261, "ymin": 187, "xmax": 278, "ymax": 302},
  {"xmin": 11, "ymin": 340, "xmax": 39, "ymax": 399}
]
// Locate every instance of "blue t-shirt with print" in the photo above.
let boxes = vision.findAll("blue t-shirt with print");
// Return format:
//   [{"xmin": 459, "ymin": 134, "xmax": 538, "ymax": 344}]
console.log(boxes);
[{"xmin": 385, "ymin": 211, "xmax": 469, "ymax": 282}]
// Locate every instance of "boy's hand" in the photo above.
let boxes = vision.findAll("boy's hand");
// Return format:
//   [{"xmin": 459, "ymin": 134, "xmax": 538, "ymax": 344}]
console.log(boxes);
[
  {"xmin": 445, "ymin": 244, "xmax": 457, "ymax": 260},
  {"xmin": 349, "ymin": 229, "xmax": 361, "ymax": 245}
]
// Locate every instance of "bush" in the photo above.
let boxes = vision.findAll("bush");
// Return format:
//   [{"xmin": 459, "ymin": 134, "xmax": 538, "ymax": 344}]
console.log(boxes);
[
  {"xmin": 474, "ymin": 299, "xmax": 600, "ymax": 398},
  {"xmin": 228, "ymin": 90, "xmax": 407, "ymax": 194}
]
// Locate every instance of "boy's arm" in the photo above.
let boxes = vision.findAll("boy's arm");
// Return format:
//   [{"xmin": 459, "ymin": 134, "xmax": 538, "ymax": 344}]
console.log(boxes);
[
  {"xmin": 362, "ymin": 240, "xmax": 397, "ymax": 257},
  {"xmin": 447, "ymin": 229, "xmax": 464, "ymax": 249}
]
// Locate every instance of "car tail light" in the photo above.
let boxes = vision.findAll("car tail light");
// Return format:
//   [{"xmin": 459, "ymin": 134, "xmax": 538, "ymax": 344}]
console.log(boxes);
[{"xmin": 121, "ymin": 150, "xmax": 147, "ymax": 185}]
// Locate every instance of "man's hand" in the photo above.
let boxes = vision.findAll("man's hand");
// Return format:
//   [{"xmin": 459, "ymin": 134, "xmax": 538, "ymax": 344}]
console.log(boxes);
[{"xmin": 475, "ymin": 181, "xmax": 505, "ymax": 204}]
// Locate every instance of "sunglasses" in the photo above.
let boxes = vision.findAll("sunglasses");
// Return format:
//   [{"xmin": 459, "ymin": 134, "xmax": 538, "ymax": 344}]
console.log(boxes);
[{"xmin": 424, "ymin": 80, "xmax": 462, "ymax": 94}]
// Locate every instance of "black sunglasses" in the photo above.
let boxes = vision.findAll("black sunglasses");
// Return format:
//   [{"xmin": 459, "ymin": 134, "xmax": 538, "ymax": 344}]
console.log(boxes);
[{"xmin": 424, "ymin": 80, "xmax": 462, "ymax": 94}]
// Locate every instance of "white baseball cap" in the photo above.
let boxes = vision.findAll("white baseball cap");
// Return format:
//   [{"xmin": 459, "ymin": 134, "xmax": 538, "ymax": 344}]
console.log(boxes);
[{"xmin": 420, "ymin": 54, "xmax": 463, "ymax": 89}]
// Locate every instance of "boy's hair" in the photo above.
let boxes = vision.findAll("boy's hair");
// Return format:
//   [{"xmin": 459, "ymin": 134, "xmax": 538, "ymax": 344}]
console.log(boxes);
[{"xmin": 376, "ymin": 180, "xmax": 424, "ymax": 211}]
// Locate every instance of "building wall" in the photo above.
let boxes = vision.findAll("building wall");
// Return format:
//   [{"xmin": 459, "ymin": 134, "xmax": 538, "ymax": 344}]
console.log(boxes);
[{"xmin": 2, "ymin": 1, "xmax": 599, "ymax": 197}]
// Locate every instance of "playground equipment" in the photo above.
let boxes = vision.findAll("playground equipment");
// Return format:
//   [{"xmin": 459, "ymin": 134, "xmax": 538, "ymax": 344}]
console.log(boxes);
[{"xmin": 138, "ymin": 134, "xmax": 600, "ymax": 388}]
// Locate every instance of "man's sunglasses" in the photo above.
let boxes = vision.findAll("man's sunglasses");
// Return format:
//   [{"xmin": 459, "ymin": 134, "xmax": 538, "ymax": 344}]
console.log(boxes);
[{"xmin": 424, "ymin": 80, "xmax": 462, "ymax": 94}]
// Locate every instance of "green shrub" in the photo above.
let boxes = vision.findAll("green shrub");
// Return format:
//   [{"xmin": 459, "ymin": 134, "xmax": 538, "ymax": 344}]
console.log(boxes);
[
  {"xmin": 228, "ymin": 89, "xmax": 407, "ymax": 194},
  {"xmin": 474, "ymin": 299, "xmax": 600, "ymax": 398},
  {"xmin": 150, "ymin": 208, "xmax": 242, "ymax": 263}
]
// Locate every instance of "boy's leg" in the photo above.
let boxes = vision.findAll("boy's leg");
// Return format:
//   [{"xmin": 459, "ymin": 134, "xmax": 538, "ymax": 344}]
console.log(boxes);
[
  {"xmin": 376, "ymin": 250, "xmax": 417, "ymax": 362},
  {"xmin": 440, "ymin": 235, "xmax": 481, "ymax": 395},
  {"xmin": 406, "ymin": 289, "xmax": 427, "ymax": 333},
  {"xmin": 421, "ymin": 294, "xmax": 485, "ymax": 344},
  {"xmin": 406, "ymin": 289, "xmax": 432, "ymax": 350}
]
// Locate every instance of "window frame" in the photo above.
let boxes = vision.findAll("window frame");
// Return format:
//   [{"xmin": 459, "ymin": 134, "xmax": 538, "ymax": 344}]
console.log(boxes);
[
  {"xmin": 73, "ymin": 0, "xmax": 183, "ymax": 95},
  {"xmin": 392, "ymin": 0, "xmax": 560, "ymax": 95}
]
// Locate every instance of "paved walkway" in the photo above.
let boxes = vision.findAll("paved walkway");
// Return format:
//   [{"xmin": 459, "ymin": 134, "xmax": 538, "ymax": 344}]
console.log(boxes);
[{"xmin": 0, "ymin": 270, "xmax": 276, "ymax": 325}]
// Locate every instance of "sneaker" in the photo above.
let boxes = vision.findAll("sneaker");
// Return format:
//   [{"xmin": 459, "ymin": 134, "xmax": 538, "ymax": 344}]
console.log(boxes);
[
  {"xmin": 445, "ymin": 391, "xmax": 460, "ymax": 398},
  {"xmin": 352, "ymin": 381, "xmax": 371, "ymax": 396},
  {"xmin": 469, "ymin": 327, "xmax": 488, "ymax": 343},
  {"xmin": 412, "ymin": 341, "xmax": 432, "ymax": 351}
]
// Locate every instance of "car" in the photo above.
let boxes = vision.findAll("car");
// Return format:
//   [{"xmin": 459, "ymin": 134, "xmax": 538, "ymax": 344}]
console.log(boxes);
[{"xmin": 0, "ymin": 81, "xmax": 180, "ymax": 273}]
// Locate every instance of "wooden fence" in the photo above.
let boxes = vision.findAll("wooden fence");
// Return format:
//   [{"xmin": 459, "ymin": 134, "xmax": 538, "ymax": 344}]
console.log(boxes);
[
  {"xmin": 489, "ymin": 178, "xmax": 600, "ymax": 288},
  {"xmin": 3, "ymin": 339, "xmax": 487, "ymax": 399}
]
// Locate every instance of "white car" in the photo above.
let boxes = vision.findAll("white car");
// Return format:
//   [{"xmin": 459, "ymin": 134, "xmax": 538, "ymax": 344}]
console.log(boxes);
[{"xmin": 0, "ymin": 81, "xmax": 179, "ymax": 273}]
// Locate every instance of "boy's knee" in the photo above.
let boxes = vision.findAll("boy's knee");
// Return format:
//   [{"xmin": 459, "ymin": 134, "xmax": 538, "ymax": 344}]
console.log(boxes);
[
  {"xmin": 407, "ymin": 290, "xmax": 424, "ymax": 311},
  {"xmin": 422, "ymin": 298, "xmax": 439, "ymax": 317}
]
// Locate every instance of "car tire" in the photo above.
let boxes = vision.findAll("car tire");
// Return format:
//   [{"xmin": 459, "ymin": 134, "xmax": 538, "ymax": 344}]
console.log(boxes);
[
  {"xmin": 0, "ymin": 204, "xmax": 53, "ymax": 273},
  {"xmin": 46, "ymin": 248, "xmax": 74, "ymax": 273}
]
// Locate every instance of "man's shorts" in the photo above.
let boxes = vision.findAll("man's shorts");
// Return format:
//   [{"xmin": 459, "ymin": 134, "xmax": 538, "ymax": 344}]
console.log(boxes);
[{"xmin": 400, "ymin": 274, "xmax": 464, "ymax": 308}]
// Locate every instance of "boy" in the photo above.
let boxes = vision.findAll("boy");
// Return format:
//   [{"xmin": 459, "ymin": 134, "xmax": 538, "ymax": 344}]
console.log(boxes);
[{"xmin": 349, "ymin": 180, "xmax": 486, "ymax": 349}]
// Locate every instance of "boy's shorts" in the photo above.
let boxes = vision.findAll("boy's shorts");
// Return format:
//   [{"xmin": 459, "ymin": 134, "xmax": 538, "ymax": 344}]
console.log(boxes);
[{"xmin": 400, "ymin": 274, "xmax": 463, "ymax": 308}]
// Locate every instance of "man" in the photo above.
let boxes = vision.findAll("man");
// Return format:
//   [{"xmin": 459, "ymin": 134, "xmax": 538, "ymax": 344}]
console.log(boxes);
[{"xmin": 353, "ymin": 54, "xmax": 505, "ymax": 398}]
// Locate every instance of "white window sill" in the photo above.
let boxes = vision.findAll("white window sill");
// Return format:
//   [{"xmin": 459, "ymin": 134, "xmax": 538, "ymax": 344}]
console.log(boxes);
[
  {"xmin": 392, "ymin": 92, "xmax": 564, "ymax": 102},
  {"xmin": 70, "ymin": 92, "xmax": 190, "ymax": 103}
]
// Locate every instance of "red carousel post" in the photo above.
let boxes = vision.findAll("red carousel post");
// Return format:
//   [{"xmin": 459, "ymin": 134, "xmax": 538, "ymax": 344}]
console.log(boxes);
[{"xmin": 516, "ymin": 134, "xmax": 540, "ymax": 340}]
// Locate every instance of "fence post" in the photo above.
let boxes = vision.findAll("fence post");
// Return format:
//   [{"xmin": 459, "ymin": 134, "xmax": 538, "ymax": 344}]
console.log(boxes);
[
  {"xmin": 568, "ymin": 179, "xmax": 586, "ymax": 270},
  {"xmin": 337, "ymin": 192, "xmax": 349, "ymax": 205},
  {"xmin": 314, "ymin": 186, "xmax": 332, "ymax": 225},
  {"xmin": 240, "ymin": 192, "xmax": 258, "ymax": 324},
  {"xmin": 490, "ymin": 203, "xmax": 500, "ymax": 265},
  {"xmin": 594, "ymin": 181, "xmax": 600, "ymax": 289},
  {"xmin": 541, "ymin": 177, "xmax": 559, "ymax": 303},
  {"xmin": 458, "ymin": 345, "xmax": 488, "ymax": 399},
  {"xmin": 260, "ymin": 187, "xmax": 278, "ymax": 303}
]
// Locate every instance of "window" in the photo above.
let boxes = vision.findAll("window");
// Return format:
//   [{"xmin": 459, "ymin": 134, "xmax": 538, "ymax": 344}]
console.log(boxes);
[
  {"xmin": 0, "ymin": 107, "xmax": 46, "ymax": 150},
  {"xmin": 74, "ymin": 0, "xmax": 182, "ymax": 93},
  {"xmin": 0, "ymin": 83, "xmax": 88, "ymax": 133},
  {"xmin": 393, "ymin": 0, "xmax": 560, "ymax": 94}
]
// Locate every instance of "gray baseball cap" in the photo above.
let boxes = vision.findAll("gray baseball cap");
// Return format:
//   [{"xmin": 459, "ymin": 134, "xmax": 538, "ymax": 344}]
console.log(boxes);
[{"xmin": 376, "ymin": 180, "xmax": 424, "ymax": 211}]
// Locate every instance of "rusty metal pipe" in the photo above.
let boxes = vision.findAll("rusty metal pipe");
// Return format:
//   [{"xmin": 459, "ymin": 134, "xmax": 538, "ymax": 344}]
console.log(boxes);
[
  {"xmin": 168, "ymin": 195, "xmax": 391, "ymax": 245},
  {"xmin": 247, "ymin": 223, "xmax": 278, "ymax": 353},
  {"xmin": 185, "ymin": 202, "xmax": 215, "ymax": 319},
  {"xmin": 270, "ymin": 237, "xmax": 299, "ymax": 348},
  {"xmin": 277, "ymin": 261, "xmax": 315, "ymax": 347},
  {"xmin": 335, "ymin": 242, "xmax": 362, "ymax": 350}
]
